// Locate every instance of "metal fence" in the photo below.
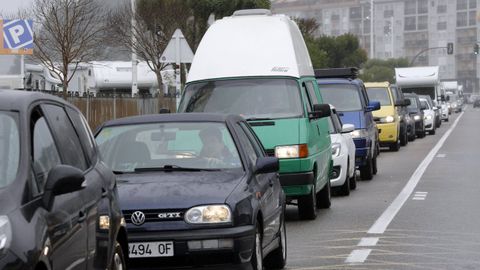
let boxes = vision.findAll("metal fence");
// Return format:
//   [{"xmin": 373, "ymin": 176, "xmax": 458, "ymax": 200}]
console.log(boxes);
[{"xmin": 68, "ymin": 96, "xmax": 177, "ymax": 130}]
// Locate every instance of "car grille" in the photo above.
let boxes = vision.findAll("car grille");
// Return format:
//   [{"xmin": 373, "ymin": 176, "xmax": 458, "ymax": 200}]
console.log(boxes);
[
  {"xmin": 123, "ymin": 209, "xmax": 185, "ymax": 224},
  {"xmin": 265, "ymin": 149, "xmax": 275, "ymax": 157}
]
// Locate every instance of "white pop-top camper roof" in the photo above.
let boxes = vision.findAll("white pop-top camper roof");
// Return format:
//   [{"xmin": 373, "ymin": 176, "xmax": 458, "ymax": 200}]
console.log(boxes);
[
  {"xmin": 187, "ymin": 10, "xmax": 314, "ymax": 83},
  {"xmin": 395, "ymin": 66, "xmax": 439, "ymax": 87}
]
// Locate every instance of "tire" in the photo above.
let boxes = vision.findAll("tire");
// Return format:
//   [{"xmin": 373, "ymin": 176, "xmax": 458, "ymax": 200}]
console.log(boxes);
[
  {"xmin": 316, "ymin": 180, "xmax": 331, "ymax": 208},
  {"xmin": 400, "ymin": 127, "xmax": 407, "ymax": 146},
  {"xmin": 250, "ymin": 223, "xmax": 263, "ymax": 270},
  {"xmin": 337, "ymin": 165, "xmax": 350, "ymax": 196},
  {"xmin": 349, "ymin": 171, "xmax": 357, "ymax": 190},
  {"xmin": 298, "ymin": 184, "xmax": 317, "ymax": 220},
  {"xmin": 389, "ymin": 139, "xmax": 400, "ymax": 151},
  {"xmin": 264, "ymin": 214, "xmax": 287, "ymax": 269},
  {"xmin": 110, "ymin": 241, "xmax": 126, "ymax": 270},
  {"xmin": 360, "ymin": 156, "xmax": 373, "ymax": 180},
  {"xmin": 372, "ymin": 148, "xmax": 378, "ymax": 175},
  {"xmin": 430, "ymin": 128, "xmax": 436, "ymax": 135}
]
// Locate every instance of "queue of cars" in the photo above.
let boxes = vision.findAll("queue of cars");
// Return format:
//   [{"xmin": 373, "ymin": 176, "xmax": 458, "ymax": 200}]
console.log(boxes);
[{"xmin": 0, "ymin": 9, "xmax": 460, "ymax": 270}]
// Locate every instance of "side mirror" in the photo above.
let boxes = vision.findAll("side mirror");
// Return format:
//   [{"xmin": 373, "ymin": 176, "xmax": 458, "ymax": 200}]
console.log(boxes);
[
  {"xmin": 437, "ymin": 105, "xmax": 442, "ymax": 109},
  {"xmin": 159, "ymin": 108, "xmax": 171, "ymax": 114},
  {"xmin": 403, "ymin": 99, "xmax": 411, "ymax": 106},
  {"xmin": 420, "ymin": 104, "xmax": 427, "ymax": 110},
  {"xmin": 309, "ymin": 104, "xmax": 331, "ymax": 119},
  {"xmin": 366, "ymin": 101, "xmax": 381, "ymax": 112},
  {"xmin": 43, "ymin": 165, "xmax": 85, "ymax": 210},
  {"xmin": 255, "ymin": 157, "xmax": 279, "ymax": 174},
  {"xmin": 341, "ymin": 124, "xmax": 355, "ymax": 133},
  {"xmin": 394, "ymin": 100, "xmax": 403, "ymax": 107}
]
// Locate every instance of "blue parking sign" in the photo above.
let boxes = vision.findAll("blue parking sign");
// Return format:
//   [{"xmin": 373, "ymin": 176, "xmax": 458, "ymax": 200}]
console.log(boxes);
[{"xmin": 3, "ymin": 20, "xmax": 34, "ymax": 50}]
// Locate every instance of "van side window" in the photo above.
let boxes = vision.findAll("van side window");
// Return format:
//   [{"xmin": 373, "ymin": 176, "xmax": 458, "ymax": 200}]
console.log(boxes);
[
  {"xmin": 31, "ymin": 109, "xmax": 61, "ymax": 196},
  {"xmin": 305, "ymin": 81, "xmax": 319, "ymax": 105},
  {"xmin": 302, "ymin": 83, "xmax": 313, "ymax": 112}
]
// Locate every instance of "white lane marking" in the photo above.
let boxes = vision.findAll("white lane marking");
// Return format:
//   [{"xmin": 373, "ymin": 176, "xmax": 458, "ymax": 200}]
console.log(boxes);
[
  {"xmin": 412, "ymin": 197, "xmax": 426, "ymax": 201},
  {"xmin": 345, "ymin": 249, "xmax": 372, "ymax": 263},
  {"xmin": 368, "ymin": 112, "xmax": 464, "ymax": 234},
  {"xmin": 357, "ymin": 237, "xmax": 379, "ymax": 247},
  {"xmin": 436, "ymin": 154, "xmax": 447, "ymax": 158},
  {"xmin": 414, "ymin": 191, "xmax": 428, "ymax": 195}
]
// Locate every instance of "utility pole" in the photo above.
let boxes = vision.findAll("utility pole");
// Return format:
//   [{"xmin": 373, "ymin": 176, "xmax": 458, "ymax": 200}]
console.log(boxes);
[
  {"xmin": 131, "ymin": 0, "xmax": 138, "ymax": 97},
  {"xmin": 390, "ymin": 16, "xmax": 394, "ymax": 58},
  {"xmin": 370, "ymin": 0, "xmax": 374, "ymax": 58}
]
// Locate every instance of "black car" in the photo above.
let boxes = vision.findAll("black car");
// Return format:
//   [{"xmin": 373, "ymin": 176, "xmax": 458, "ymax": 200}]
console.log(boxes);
[
  {"xmin": 390, "ymin": 84, "xmax": 414, "ymax": 144},
  {"xmin": 474, "ymin": 98, "xmax": 480, "ymax": 108},
  {"xmin": 0, "ymin": 90, "xmax": 127, "ymax": 269},
  {"xmin": 405, "ymin": 93, "xmax": 426, "ymax": 139},
  {"xmin": 95, "ymin": 113, "xmax": 286, "ymax": 269}
]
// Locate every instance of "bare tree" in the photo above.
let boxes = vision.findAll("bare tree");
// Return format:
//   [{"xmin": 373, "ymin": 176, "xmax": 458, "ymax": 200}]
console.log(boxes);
[
  {"xmin": 31, "ymin": 0, "xmax": 106, "ymax": 98},
  {"xmin": 108, "ymin": 0, "xmax": 192, "ymax": 102}
]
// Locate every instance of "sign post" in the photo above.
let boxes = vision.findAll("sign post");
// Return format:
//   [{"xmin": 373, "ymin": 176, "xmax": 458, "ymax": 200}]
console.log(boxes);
[{"xmin": 160, "ymin": 29, "xmax": 194, "ymax": 108}]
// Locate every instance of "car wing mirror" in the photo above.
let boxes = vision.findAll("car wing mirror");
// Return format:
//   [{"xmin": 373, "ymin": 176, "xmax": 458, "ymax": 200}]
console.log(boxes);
[
  {"xmin": 403, "ymin": 99, "xmax": 411, "ymax": 106},
  {"xmin": 254, "ymin": 157, "xmax": 279, "ymax": 174},
  {"xmin": 309, "ymin": 104, "xmax": 331, "ymax": 119},
  {"xmin": 366, "ymin": 101, "xmax": 381, "ymax": 112},
  {"xmin": 43, "ymin": 165, "xmax": 85, "ymax": 210},
  {"xmin": 341, "ymin": 124, "xmax": 355, "ymax": 133}
]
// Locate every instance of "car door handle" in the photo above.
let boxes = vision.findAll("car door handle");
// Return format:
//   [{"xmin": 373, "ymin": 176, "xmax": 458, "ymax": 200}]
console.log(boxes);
[{"xmin": 78, "ymin": 210, "xmax": 87, "ymax": 223}]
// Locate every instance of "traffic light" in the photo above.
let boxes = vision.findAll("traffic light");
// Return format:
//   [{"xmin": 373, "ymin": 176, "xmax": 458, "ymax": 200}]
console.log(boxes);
[
  {"xmin": 447, "ymin": 42, "xmax": 454, "ymax": 55},
  {"xmin": 475, "ymin": 43, "xmax": 479, "ymax": 55}
]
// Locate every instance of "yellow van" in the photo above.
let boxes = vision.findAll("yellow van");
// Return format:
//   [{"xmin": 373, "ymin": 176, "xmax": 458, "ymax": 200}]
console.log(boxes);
[{"xmin": 365, "ymin": 82, "xmax": 401, "ymax": 151}]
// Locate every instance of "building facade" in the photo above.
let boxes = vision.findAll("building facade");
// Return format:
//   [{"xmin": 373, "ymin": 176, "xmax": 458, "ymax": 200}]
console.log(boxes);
[{"xmin": 272, "ymin": 0, "xmax": 479, "ymax": 93}]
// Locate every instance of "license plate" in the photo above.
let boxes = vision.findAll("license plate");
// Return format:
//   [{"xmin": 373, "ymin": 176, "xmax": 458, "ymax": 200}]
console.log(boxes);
[{"xmin": 128, "ymin": 241, "xmax": 174, "ymax": 258}]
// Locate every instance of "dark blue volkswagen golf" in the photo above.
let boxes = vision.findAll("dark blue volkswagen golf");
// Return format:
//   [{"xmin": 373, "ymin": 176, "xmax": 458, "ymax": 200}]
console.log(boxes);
[{"xmin": 95, "ymin": 113, "xmax": 286, "ymax": 269}]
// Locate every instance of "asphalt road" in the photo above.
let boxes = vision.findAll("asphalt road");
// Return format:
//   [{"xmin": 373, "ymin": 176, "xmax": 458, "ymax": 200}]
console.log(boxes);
[{"xmin": 284, "ymin": 106, "xmax": 480, "ymax": 270}]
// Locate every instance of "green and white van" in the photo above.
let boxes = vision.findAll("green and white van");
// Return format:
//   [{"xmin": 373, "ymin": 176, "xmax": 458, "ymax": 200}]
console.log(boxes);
[{"xmin": 178, "ymin": 9, "xmax": 332, "ymax": 220}]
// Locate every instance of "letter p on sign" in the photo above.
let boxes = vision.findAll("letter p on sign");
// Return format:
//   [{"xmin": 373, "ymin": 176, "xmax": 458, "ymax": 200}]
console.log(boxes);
[{"xmin": 2, "ymin": 20, "xmax": 34, "ymax": 50}]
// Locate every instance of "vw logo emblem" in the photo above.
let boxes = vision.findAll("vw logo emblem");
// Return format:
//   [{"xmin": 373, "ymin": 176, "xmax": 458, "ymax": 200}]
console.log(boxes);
[{"xmin": 131, "ymin": 211, "xmax": 146, "ymax": 226}]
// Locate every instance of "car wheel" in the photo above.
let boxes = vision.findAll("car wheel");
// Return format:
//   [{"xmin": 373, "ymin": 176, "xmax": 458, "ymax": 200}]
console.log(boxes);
[
  {"xmin": 360, "ymin": 156, "xmax": 373, "ymax": 180},
  {"xmin": 400, "ymin": 128, "xmax": 407, "ymax": 146},
  {"xmin": 338, "ymin": 164, "xmax": 350, "ymax": 196},
  {"xmin": 110, "ymin": 241, "xmax": 126, "ymax": 270},
  {"xmin": 316, "ymin": 180, "xmax": 331, "ymax": 209},
  {"xmin": 430, "ymin": 128, "xmax": 436, "ymax": 135},
  {"xmin": 389, "ymin": 139, "xmax": 400, "ymax": 151},
  {"xmin": 264, "ymin": 213, "xmax": 287, "ymax": 269},
  {"xmin": 349, "ymin": 170, "xmax": 357, "ymax": 190},
  {"xmin": 298, "ymin": 184, "xmax": 317, "ymax": 220},
  {"xmin": 251, "ymin": 224, "xmax": 263, "ymax": 270}
]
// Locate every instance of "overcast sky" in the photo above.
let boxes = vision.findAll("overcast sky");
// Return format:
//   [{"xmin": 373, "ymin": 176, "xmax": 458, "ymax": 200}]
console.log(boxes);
[{"xmin": 0, "ymin": 0, "xmax": 33, "ymax": 15}]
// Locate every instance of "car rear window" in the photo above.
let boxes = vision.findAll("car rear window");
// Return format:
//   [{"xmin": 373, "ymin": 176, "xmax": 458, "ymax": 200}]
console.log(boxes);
[
  {"xmin": 318, "ymin": 84, "xmax": 363, "ymax": 111},
  {"xmin": 0, "ymin": 112, "xmax": 20, "ymax": 189}
]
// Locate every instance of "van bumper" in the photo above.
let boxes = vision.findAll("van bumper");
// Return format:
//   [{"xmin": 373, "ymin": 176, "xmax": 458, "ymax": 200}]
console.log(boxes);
[
  {"xmin": 353, "ymin": 138, "xmax": 371, "ymax": 167},
  {"xmin": 280, "ymin": 172, "xmax": 314, "ymax": 197},
  {"xmin": 377, "ymin": 123, "xmax": 398, "ymax": 144}
]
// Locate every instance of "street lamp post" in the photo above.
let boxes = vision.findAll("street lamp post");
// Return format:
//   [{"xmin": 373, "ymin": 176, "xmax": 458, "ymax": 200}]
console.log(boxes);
[
  {"xmin": 370, "ymin": 0, "xmax": 374, "ymax": 58},
  {"xmin": 131, "ymin": 0, "xmax": 138, "ymax": 97}
]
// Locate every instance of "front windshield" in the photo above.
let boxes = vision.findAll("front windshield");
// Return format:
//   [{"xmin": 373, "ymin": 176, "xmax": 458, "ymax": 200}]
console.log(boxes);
[
  {"xmin": 367, "ymin": 87, "xmax": 391, "ymax": 106},
  {"xmin": 0, "ymin": 112, "xmax": 20, "ymax": 189},
  {"xmin": 407, "ymin": 97, "xmax": 418, "ymax": 110},
  {"xmin": 318, "ymin": 84, "xmax": 363, "ymax": 111},
  {"xmin": 96, "ymin": 122, "xmax": 242, "ymax": 173},
  {"xmin": 178, "ymin": 78, "xmax": 303, "ymax": 119}
]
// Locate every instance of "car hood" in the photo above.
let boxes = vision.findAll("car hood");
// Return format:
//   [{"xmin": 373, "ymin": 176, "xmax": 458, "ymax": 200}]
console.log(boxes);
[
  {"xmin": 116, "ymin": 170, "xmax": 245, "ymax": 210},
  {"xmin": 338, "ymin": 111, "xmax": 364, "ymax": 129},
  {"xmin": 249, "ymin": 118, "xmax": 300, "ymax": 150}
]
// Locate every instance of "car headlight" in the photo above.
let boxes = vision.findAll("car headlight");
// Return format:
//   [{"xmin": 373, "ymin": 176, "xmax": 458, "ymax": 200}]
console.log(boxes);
[
  {"xmin": 413, "ymin": 115, "xmax": 421, "ymax": 121},
  {"xmin": 185, "ymin": 205, "xmax": 232, "ymax": 224},
  {"xmin": 275, "ymin": 144, "xmax": 308, "ymax": 159},
  {"xmin": 331, "ymin": 143, "xmax": 341, "ymax": 157},
  {"xmin": 0, "ymin": 216, "xmax": 12, "ymax": 254},
  {"xmin": 351, "ymin": 129, "xmax": 368, "ymax": 139},
  {"xmin": 425, "ymin": 115, "xmax": 432, "ymax": 120},
  {"xmin": 380, "ymin": 115, "xmax": 395, "ymax": 123},
  {"xmin": 99, "ymin": 215, "xmax": 110, "ymax": 230}
]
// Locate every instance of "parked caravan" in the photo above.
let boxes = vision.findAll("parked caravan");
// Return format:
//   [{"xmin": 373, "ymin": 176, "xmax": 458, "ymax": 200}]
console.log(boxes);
[{"xmin": 179, "ymin": 9, "xmax": 333, "ymax": 221}]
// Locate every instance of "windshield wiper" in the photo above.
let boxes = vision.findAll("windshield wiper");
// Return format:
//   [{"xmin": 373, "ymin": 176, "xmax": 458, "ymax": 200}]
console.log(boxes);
[
  {"xmin": 246, "ymin": 117, "xmax": 274, "ymax": 121},
  {"xmin": 134, "ymin": 165, "xmax": 220, "ymax": 172}
]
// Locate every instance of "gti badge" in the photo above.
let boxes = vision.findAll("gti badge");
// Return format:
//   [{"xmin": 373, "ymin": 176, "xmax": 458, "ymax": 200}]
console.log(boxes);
[
  {"xmin": 158, "ymin": 212, "xmax": 182, "ymax": 219},
  {"xmin": 131, "ymin": 211, "xmax": 146, "ymax": 226}
]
